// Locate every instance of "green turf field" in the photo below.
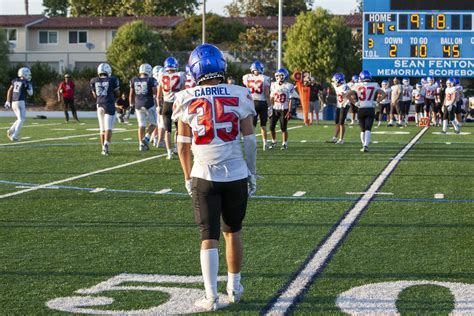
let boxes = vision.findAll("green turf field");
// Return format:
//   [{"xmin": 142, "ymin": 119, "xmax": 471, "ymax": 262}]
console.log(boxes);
[{"xmin": 0, "ymin": 116, "xmax": 473, "ymax": 314}]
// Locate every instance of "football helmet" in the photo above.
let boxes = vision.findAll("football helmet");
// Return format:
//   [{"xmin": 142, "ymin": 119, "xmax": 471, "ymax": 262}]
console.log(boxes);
[
  {"xmin": 415, "ymin": 82, "xmax": 422, "ymax": 89},
  {"xmin": 446, "ymin": 77, "xmax": 455, "ymax": 87},
  {"xmin": 426, "ymin": 76, "xmax": 434, "ymax": 84},
  {"xmin": 402, "ymin": 77, "xmax": 410, "ymax": 85},
  {"xmin": 97, "ymin": 63, "xmax": 112, "ymax": 76},
  {"xmin": 18, "ymin": 67, "xmax": 32, "ymax": 81},
  {"xmin": 188, "ymin": 43, "xmax": 227, "ymax": 84},
  {"xmin": 164, "ymin": 56, "xmax": 179, "ymax": 71},
  {"xmin": 139, "ymin": 63, "xmax": 152, "ymax": 76},
  {"xmin": 331, "ymin": 73, "xmax": 345, "ymax": 86},
  {"xmin": 250, "ymin": 61, "xmax": 264, "ymax": 74},
  {"xmin": 275, "ymin": 68, "xmax": 289, "ymax": 83},
  {"xmin": 421, "ymin": 77, "xmax": 427, "ymax": 85},
  {"xmin": 351, "ymin": 75, "xmax": 359, "ymax": 82},
  {"xmin": 152, "ymin": 65, "xmax": 163, "ymax": 76},
  {"xmin": 381, "ymin": 80, "xmax": 389, "ymax": 88},
  {"xmin": 359, "ymin": 70, "xmax": 372, "ymax": 82},
  {"xmin": 454, "ymin": 78, "xmax": 460, "ymax": 85}
]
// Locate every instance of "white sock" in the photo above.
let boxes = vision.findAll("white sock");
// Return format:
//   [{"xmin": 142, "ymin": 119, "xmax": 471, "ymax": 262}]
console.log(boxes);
[
  {"xmin": 452, "ymin": 120, "xmax": 459, "ymax": 131},
  {"xmin": 104, "ymin": 140, "xmax": 110, "ymax": 146},
  {"xmin": 364, "ymin": 130, "xmax": 371, "ymax": 147},
  {"xmin": 227, "ymin": 272, "xmax": 241, "ymax": 292},
  {"xmin": 415, "ymin": 114, "xmax": 419, "ymax": 123},
  {"xmin": 282, "ymin": 141, "xmax": 287, "ymax": 146},
  {"xmin": 360, "ymin": 132, "xmax": 365, "ymax": 145},
  {"xmin": 443, "ymin": 120, "xmax": 448, "ymax": 132},
  {"xmin": 200, "ymin": 248, "xmax": 219, "ymax": 299},
  {"xmin": 167, "ymin": 149, "xmax": 172, "ymax": 155}
]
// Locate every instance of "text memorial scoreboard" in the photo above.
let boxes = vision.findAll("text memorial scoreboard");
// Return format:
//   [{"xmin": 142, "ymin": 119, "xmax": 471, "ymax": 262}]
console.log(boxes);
[{"xmin": 363, "ymin": 0, "xmax": 474, "ymax": 77}]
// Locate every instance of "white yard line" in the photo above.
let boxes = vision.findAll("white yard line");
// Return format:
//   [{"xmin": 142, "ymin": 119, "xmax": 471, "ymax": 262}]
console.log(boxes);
[
  {"xmin": 155, "ymin": 189, "xmax": 172, "ymax": 194},
  {"xmin": 0, "ymin": 123, "xmax": 62, "ymax": 130},
  {"xmin": 0, "ymin": 153, "xmax": 167, "ymax": 199},
  {"xmin": 345, "ymin": 191, "xmax": 394, "ymax": 195},
  {"xmin": 0, "ymin": 129, "xmax": 134, "ymax": 147},
  {"xmin": 264, "ymin": 126, "xmax": 429, "ymax": 315},
  {"xmin": 293, "ymin": 191, "xmax": 306, "ymax": 197}
]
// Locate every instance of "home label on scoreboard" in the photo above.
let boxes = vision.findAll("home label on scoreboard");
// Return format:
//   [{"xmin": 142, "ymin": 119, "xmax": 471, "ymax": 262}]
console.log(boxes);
[{"xmin": 363, "ymin": 0, "xmax": 474, "ymax": 77}]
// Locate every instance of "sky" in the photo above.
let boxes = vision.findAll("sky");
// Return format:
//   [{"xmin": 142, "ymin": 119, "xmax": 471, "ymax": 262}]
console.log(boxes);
[{"xmin": 0, "ymin": 0, "xmax": 358, "ymax": 16}]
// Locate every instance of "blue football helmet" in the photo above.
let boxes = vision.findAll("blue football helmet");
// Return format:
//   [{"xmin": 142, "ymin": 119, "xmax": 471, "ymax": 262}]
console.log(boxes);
[
  {"xmin": 421, "ymin": 77, "xmax": 427, "ymax": 84},
  {"xmin": 426, "ymin": 76, "xmax": 434, "ymax": 84},
  {"xmin": 188, "ymin": 43, "xmax": 227, "ymax": 84},
  {"xmin": 275, "ymin": 68, "xmax": 289, "ymax": 82},
  {"xmin": 402, "ymin": 77, "xmax": 410, "ymax": 85},
  {"xmin": 415, "ymin": 82, "xmax": 422, "ymax": 89},
  {"xmin": 250, "ymin": 60, "xmax": 264, "ymax": 74},
  {"xmin": 446, "ymin": 77, "xmax": 455, "ymax": 87},
  {"xmin": 164, "ymin": 56, "xmax": 179, "ymax": 71},
  {"xmin": 351, "ymin": 75, "xmax": 359, "ymax": 82},
  {"xmin": 454, "ymin": 78, "xmax": 460, "ymax": 85},
  {"xmin": 359, "ymin": 70, "xmax": 372, "ymax": 82},
  {"xmin": 331, "ymin": 73, "xmax": 345, "ymax": 85},
  {"xmin": 381, "ymin": 80, "xmax": 389, "ymax": 88}
]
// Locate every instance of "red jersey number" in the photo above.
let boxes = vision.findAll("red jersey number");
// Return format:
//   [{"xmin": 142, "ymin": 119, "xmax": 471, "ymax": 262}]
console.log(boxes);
[
  {"xmin": 162, "ymin": 75, "xmax": 181, "ymax": 92},
  {"xmin": 358, "ymin": 86, "xmax": 375, "ymax": 101},
  {"xmin": 188, "ymin": 97, "xmax": 239, "ymax": 145},
  {"xmin": 274, "ymin": 93, "xmax": 287, "ymax": 104},
  {"xmin": 247, "ymin": 80, "xmax": 264, "ymax": 94}
]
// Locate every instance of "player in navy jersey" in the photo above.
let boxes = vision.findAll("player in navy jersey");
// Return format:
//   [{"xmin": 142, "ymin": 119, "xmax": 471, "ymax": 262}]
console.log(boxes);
[
  {"xmin": 172, "ymin": 43, "xmax": 256, "ymax": 311},
  {"xmin": 129, "ymin": 63, "xmax": 158, "ymax": 151},
  {"xmin": 5, "ymin": 67, "xmax": 33, "ymax": 142},
  {"xmin": 90, "ymin": 63, "xmax": 120, "ymax": 156}
]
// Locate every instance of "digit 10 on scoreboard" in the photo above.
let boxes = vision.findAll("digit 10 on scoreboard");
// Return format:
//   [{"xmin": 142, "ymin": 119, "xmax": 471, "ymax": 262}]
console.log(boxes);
[{"xmin": 363, "ymin": 0, "xmax": 474, "ymax": 77}]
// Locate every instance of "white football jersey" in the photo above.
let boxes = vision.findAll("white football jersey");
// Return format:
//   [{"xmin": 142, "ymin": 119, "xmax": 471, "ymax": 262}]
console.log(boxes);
[
  {"xmin": 355, "ymin": 82, "xmax": 380, "ymax": 108},
  {"xmin": 413, "ymin": 89, "xmax": 426, "ymax": 104},
  {"xmin": 242, "ymin": 73, "xmax": 271, "ymax": 102},
  {"xmin": 444, "ymin": 87, "xmax": 457, "ymax": 106},
  {"xmin": 172, "ymin": 84, "xmax": 256, "ymax": 182},
  {"xmin": 270, "ymin": 82, "xmax": 299, "ymax": 110},
  {"xmin": 185, "ymin": 74, "xmax": 196, "ymax": 90},
  {"xmin": 401, "ymin": 85, "xmax": 413, "ymax": 101},
  {"xmin": 425, "ymin": 83, "xmax": 438, "ymax": 100},
  {"xmin": 334, "ymin": 84, "xmax": 351, "ymax": 108},
  {"xmin": 455, "ymin": 85, "xmax": 463, "ymax": 101},
  {"xmin": 380, "ymin": 87, "xmax": 392, "ymax": 104},
  {"xmin": 159, "ymin": 71, "xmax": 187, "ymax": 102}
]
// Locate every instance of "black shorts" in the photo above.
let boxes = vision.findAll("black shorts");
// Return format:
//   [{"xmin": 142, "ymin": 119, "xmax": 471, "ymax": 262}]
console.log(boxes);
[
  {"xmin": 350, "ymin": 103, "xmax": 359, "ymax": 113},
  {"xmin": 335, "ymin": 105, "xmax": 349, "ymax": 125},
  {"xmin": 415, "ymin": 103, "xmax": 424, "ymax": 113},
  {"xmin": 425, "ymin": 99, "xmax": 435, "ymax": 112},
  {"xmin": 253, "ymin": 100, "xmax": 268, "ymax": 127},
  {"xmin": 455, "ymin": 100, "xmax": 463, "ymax": 114},
  {"xmin": 432, "ymin": 103, "xmax": 441, "ymax": 114},
  {"xmin": 162, "ymin": 101, "xmax": 174, "ymax": 132},
  {"xmin": 400, "ymin": 100, "xmax": 411, "ymax": 115},
  {"xmin": 64, "ymin": 97, "xmax": 75, "ymax": 109},
  {"xmin": 443, "ymin": 105, "xmax": 455, "ymax": 121},
  {"xmin": 380, "ymin": 103, "xmax": 390, "ymax": 114},
  {"xmin": 192, "ymin": 177, "xmax": 248, "ymax": 240},
  {"xmin": 358, "ymin": 107, "xmax": 375, "ymax": 131},
  {"xmin": 270, "ymin": 109, "xmax": 289, "ymax": 132}
]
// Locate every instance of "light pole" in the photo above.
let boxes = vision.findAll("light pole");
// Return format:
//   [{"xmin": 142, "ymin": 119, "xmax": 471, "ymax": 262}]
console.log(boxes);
[
  {"xmin": 202, "ymin": 0, "xmax": 206, "ymax": 43},
  {"xmin": 277, "ymin": 0, "xmax": 283, "ymax": 69}
]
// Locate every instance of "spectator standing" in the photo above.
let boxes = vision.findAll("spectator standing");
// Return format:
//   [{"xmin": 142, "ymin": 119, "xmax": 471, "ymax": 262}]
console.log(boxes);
[
  {"xmin": 309, "ymin": 77, "xmax": 322, "ymax": 124},
  {"xmin": 57, "ymin": 73, "xmax": 79, "ymax": 122},
  {"xmin": 115, "ymin": 93, "xmax": 130, "ymax": 123}
]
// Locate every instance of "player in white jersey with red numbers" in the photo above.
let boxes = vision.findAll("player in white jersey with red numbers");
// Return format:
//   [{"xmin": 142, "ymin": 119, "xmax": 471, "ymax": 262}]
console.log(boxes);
[
  {"xmin": 442, "ymin": 78, "xmax": 460, "ymax": 134},
  {"xmin": 151, "ymin": 65, "xmax": 165, "ymax": 148},
  {"xmin": 157, "ymin": 57, "xmax": 187, "ymax": 159},
  {"xmin": 269, "ymin": 68, "xmax": 299, "ymax": 150},
  {"xmin": 349, "ymin": 70, "xmax": 386, "ymax": 152},
  {"xmin": 424, "ymin": 76, "xmax": 438, "ymax": 125},
  {"xmin": 172, "ymin": 43, "xmax": 256, "ymax": 312},
  {"xmin": 184, "ymin": 64, "xmax": 196, "ymax": 89},
  {"xmin": 412, "ymin": 82, "xmax": 426, "ymax": 125},
  {"xmin": 400, "ymin": 77, "xmax": 413, "ymax": 127},
  {"xmin": 330, "ymin": 73, "xmax": 351, "ymax": 144},
  {"xmin": 377, "ymin": 80, "xmax": 391, "ymax": 127},
  {"xmin": 243, "ymin": 60, "xmax": 271, "ymax": 150}
]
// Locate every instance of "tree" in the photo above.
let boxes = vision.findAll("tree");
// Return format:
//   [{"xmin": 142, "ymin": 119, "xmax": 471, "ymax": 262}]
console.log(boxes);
[
  {"xmin": 0, "ymin": 30, "xmax": 10, "ymax": 99},
  {"xmin": 165, "ymin": 14, "xmax": 246, "ymax": 51},
  {"xmin": 106, "ymin": 21, "xmax": 166, "ymax": 85},
  {"xmin": 43, "ymin": 0, "xmax": 68, "ymax": 16},
  {"xmin": 68, "ymin": 0, "xmax": 199, "ymax": 17},
  {"xmin": 225, "ymin": 0, "xmax": 313, "ymax": 17},
  {"xmin": 283, "ymin": 7, "xmax": 361, "ymax": 82},
  {"xmin": 230, "ymin": 25, "xmax": 278, "ymax": 72}
]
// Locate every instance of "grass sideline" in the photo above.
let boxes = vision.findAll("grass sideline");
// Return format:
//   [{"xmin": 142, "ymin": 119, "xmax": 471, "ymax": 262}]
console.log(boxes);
[{"xmin": 0, "ymin": 117, "xmax": 473, "ymax": 314}]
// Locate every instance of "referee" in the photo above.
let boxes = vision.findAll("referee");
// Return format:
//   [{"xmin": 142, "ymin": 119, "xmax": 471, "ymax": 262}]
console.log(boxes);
[{"xmin": 57, "ymin": 73, "xmax": 79, "ymax": 122}]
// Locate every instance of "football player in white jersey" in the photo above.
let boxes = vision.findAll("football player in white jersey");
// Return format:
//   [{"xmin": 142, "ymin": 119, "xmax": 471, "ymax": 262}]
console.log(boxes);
[
  {"xmin": 269, "ymin": 68, "xmax": 299, "ymax": 150},
  {"xmin": 400, "ymin": 77, "xmax": 413, "ymax": 127},
  {"xmin": 412, "ymin": 82, "xmax": 426, "ymax": 125},
  {"xmin": 172, "ymin": 43, "xmax": 256, "ymax": 311},
  {"xmin": 243, "ymin": 61, "xmax": 271, "ymax": 150},
  {"xmin": 157, "ymin": 57, "xmax": 187, "ymax": 159},
  {"xmin": 378, "ymin": 80, "xmax": 391, "ymax": 127},
  {"xmin": 349, "ymin": 70, "xmax": 385, "ymax": 152},
  {"xmin": 331, "ymin": 73, "xmax": 351, "ymax": 144},
  {"xmin": 442, "ymin": 78, "xmax": 460, "ymax": 134},
  {"xmin": 151, "ymin": 65, "xmax": 165, "ymax": 148},
  {"xmin": 347, "ymin": 75, "xmax": 360, "ymax": 124}
]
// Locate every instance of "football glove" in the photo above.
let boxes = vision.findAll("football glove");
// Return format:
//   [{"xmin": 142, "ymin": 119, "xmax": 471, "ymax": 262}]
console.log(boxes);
[
  {"xmin": 4, "ymin": 101, "xmax": 11, "ymax": 109},
  {"xmin": 185, "ymin": 179, "xmax": 192, "ymax": 196},
  {"xmin": 247, "ymin": 174, "xmax": 257, "ymax": 197}
]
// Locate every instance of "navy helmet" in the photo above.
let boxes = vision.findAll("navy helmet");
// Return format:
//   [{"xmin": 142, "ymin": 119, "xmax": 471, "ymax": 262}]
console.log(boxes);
[
  {"xmin": 359, "ymin": 70, "xmax": 372, "ymax": 82},
  {"xmin": 250, "ymin": 60, "xmax": 264, "ymax": 73},
  {"xmin": 188, "ymin": 43, "xmax": 227, "ymax": 84}
]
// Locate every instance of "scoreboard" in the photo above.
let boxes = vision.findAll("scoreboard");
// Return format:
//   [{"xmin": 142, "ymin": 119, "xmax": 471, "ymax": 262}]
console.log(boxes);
[{"xmin": 363, "ymin": 0, "xmax": 474, "ymax": 77}]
